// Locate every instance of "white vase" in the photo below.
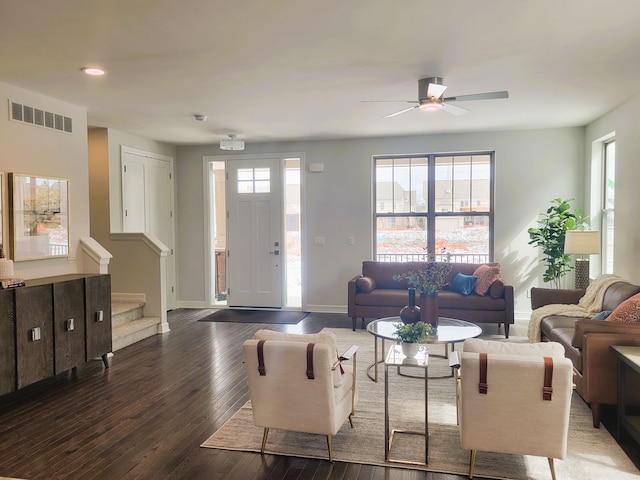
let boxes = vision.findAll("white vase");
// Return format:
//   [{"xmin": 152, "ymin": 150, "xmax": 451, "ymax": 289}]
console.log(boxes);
[{"xmin": 401, "ymin": 342, "xmax": 420, "ymax": 358}]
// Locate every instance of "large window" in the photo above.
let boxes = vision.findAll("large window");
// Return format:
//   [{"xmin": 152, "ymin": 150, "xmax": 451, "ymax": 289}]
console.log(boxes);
[{"xmin": 375, "ymin": 153, "xmax": 494, "ymax": 263}]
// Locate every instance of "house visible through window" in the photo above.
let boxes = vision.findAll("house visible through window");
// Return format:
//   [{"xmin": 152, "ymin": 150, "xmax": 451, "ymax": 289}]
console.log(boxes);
[{"xmin": 374, "ymin": 153, "xmax": 494, "ymax": 263}]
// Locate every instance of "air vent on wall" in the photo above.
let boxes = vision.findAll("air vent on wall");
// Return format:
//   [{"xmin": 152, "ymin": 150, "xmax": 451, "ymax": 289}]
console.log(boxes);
[{"xmin": 9, "ymin": 100, "xmax": 73, "ymax": 133}]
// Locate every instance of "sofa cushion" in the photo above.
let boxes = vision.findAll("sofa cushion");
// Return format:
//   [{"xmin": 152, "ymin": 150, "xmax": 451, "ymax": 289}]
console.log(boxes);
[
  {"xmin": 450, "ymin": 272, "xmax": 477, "ymax": 296},
  {"xmin": 488, "ymin": 279, "xmax": 505, "ymax": 299},
  {"xmin": 473, "ymin": 264, "xmax": 501, "ymax": 296},
  {"xmin": 437, "ymin": 291, "xmax": 505, "ymax": 310},
  {"xmin": 356, "ymin": 276, "xmax": 376, "ymax": 293},
  {"xmin": 601, "ymin": 282, "xmax": 640, "ymax": 312},
  {"xmin": 355, "ymin": 289, "xmax": 407, "ymax": 307},
  {"xmin": 607, "ymin": 292, "xmax": 640, "ymax": 323}
]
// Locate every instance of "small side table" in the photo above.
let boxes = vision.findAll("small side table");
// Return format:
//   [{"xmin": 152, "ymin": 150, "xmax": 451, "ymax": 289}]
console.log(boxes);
[
  {"xmin": 384, "ymin": 344, "xmax": 429, "ymax": 465},
  {"xmin": 610, "ymin": 345, "xmax": 640, "ymax": 445}
]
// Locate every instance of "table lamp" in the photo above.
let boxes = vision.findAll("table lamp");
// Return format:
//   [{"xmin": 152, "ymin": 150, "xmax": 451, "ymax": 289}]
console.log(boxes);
[{"xmin": 564, "ymin": 230, "xmax": 600, "ymax": 290}]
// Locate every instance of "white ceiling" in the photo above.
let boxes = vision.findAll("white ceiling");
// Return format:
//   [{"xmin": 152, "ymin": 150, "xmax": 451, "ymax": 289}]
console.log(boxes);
[{"xmin": 2, "ymin": 0, "xmax": 640, "ymax": 146}]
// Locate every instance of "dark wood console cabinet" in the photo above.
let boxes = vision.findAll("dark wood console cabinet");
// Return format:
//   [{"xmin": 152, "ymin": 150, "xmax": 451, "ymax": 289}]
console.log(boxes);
[{"xmin": 0, "ymin": 274, "xmax": 112, "ymax": 396}]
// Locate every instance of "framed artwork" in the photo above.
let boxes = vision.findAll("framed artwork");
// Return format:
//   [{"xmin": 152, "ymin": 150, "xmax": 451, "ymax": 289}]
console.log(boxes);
[{"xmin": 9, "ymin": 173, "xmax": 69, "ymax": 261}]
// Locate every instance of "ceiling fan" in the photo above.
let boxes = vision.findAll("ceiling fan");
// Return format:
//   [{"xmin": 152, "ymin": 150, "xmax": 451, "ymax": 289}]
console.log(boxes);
[{"xmin": 365, "ymin": 77, "xmax": 509, "ymax": 118}]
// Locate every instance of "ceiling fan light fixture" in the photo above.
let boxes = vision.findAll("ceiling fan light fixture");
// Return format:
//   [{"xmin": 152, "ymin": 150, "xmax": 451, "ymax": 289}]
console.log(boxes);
[{"xmin": 419, "ymin": 98, "xmax": 443, "ymax": 111}]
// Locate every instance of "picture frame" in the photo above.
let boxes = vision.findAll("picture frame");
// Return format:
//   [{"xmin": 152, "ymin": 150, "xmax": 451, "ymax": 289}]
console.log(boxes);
[{"xmin": 8, "ymin": 173, "xmax": 70, "ymax": 261}]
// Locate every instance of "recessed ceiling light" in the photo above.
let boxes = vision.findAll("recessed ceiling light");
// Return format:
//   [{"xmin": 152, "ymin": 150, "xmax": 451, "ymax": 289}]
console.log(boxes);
[{"xmin": 81, "ymin": 67, "xmax": 106, "ymax": 76}]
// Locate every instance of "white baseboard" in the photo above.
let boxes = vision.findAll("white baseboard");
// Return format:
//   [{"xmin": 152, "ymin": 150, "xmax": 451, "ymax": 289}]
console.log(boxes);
[{"xmin": 304, "ymin": 305, "xmax": 348, "ymax": 314}]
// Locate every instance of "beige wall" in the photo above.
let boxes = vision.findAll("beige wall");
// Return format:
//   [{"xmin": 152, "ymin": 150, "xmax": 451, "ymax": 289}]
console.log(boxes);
[
  {"xmin": 0, "ymin": 81, "xmax": 89, "ymax": 279},
  {"xmin": 585, "ymin": 91, "xmax": 640, "ymax": 283},
  {"xmin": 176, "ymin": 128, "xmax": 585, "ymax": 317},
  {"xmin": 7, "ymin": 77, "xmax": 638, "ymax": 319}
]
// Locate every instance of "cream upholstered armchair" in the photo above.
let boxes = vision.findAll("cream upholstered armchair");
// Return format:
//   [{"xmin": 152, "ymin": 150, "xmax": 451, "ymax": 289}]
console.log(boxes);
[
  {"xmin": 242, "ymin": 330, "xmax": 358, "ymax": 461},
  {"xmin": 456, "ymin": 339, "xmax": 573, "ymax": 480}
]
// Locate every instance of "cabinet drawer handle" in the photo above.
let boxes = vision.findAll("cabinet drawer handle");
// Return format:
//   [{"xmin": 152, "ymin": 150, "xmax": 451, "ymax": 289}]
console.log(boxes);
[
  {"xmin": 31, "ymin": 327, "xmax": 41, "ymax": 342},
  {"xmin": 66, "ymin": 318, "xmax": 75, "ymax": 331},
  {"xmin": 96, "ymin": 310, "xmax": 104, "ymax": 322}
]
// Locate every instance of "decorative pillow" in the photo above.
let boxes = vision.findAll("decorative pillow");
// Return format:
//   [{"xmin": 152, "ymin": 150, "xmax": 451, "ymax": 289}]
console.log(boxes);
[
  {"xmin": 449, "ymin": 272, "xmax": 477, "ymax": 296},
  {"xmin": 356, "ymin": 276, "xmax": 376, "ymax": 293},
  {"xmin": 592, "ymin": 310, "xmax": 612, "ymax": 320},
  {"xmin": 253, "ymin": 329, "xmax": 344, "ymax": 387},
  {"xmin": 488, "ymin": 279, "xmax": 505, "ymax": 299},
  {"xmin": 473, "ymin": 264, "xmax": 501, "ymax": 296},
  {"xmin": 606, "ymin": 293, "xmax": 640, "ymax": 323}
]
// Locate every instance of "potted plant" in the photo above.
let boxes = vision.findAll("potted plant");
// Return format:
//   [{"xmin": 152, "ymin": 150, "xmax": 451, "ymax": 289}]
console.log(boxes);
[
  {"xmin": 392, "ymin": 262, "xmax": 452, "ymax": 296},
  {"xmin": 394, "ymin": 321, "xmax": 435, "ymax": 357},
  {"xmin": 527, "ymin": 198, "xmax": 588, "ymax": 288}
]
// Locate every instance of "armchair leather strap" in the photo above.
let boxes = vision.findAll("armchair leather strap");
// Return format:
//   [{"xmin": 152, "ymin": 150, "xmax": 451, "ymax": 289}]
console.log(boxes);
[
  {"xmin": 543, "ymin": 356, "xmax": 553, "ymax": 401},
  {"xmin": 257, "ymin": 340, "xmax": 266, "ymax": 376},
  {"xmin": 478, "ymin": 353, "xmax": 488, "ymax": 394},
  {"xmin": 306, "ymin": 343, "xmax": 315, "ymax": 379}
]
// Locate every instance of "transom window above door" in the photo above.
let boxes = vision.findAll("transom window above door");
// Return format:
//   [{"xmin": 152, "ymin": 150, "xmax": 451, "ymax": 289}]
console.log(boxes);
[{"xmin": 237, "ymin": 167, "xmax": 271, "ymax": 193}]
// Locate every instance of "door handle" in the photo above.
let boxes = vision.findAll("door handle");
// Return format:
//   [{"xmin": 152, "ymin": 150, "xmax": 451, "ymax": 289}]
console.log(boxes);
[{"xmin": 269, "ymin": 250, "xmax": 280, "ymax": 255}]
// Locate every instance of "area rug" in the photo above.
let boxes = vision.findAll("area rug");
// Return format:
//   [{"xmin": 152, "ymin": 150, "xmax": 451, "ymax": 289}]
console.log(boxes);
[
  {"xmin": 198, "ymin": 309, "xmax": 309, "ymax": 324},
  {"xmin": 201, "ymin": 328, "xmax": 640, "ymax": 479}
]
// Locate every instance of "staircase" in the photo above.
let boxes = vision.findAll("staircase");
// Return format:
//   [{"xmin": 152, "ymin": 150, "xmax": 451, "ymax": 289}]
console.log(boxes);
[{"xmin": 112, "ymin": 301, "xmax": 162, "ymax": 351}]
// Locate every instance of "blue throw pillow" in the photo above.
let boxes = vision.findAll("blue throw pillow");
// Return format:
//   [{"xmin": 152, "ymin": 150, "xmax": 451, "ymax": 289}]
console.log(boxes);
[
  {"xmin": 450, "ymin": 272, "xmax": 477, "ymax": 296},
  {"xmin": 592, "ymin": 310, "xmax": 612, "ymax": 320}
]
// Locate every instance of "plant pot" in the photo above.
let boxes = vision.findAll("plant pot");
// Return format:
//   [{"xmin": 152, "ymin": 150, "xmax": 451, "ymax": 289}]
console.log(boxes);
[
  {"xmin": 399, "ymin": 288, "xmax": 421, "ymax": 324},
  {"xmin": 401, "ymin": 341, "xmax": 420, "ymax": 358},
  {"xmin": 420, "ymin": 292, "xmax": 439, "ymax": 328}
]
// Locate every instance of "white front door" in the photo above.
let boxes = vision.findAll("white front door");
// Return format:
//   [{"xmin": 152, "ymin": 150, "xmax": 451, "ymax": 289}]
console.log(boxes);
[{"xmin": 227, "ymin": 158, "xmax": 282, "ymax": 308}]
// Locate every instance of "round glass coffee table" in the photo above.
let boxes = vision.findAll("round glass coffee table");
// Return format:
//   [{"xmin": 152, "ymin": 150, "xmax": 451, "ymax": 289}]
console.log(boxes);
[{"xmin": 366, "ymin": 317, "xmax": 482, "ymax": 381}]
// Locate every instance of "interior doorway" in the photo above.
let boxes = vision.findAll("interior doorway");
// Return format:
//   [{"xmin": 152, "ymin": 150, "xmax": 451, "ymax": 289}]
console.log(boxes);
[{"xmin": 206, "ymin": 156, "xmax": 302, "ymax": 309}]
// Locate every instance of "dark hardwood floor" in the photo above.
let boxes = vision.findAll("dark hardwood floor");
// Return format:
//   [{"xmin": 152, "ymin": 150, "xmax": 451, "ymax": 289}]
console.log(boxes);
[{"xmin": 0, "ymin": 309, "xmax": 636, "ymax": 479}]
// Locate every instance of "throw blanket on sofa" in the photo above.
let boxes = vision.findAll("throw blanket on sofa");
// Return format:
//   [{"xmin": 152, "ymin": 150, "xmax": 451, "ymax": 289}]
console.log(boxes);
[{"xmin": 527, "ymin": 274, "xmax": 622, "ymax": 342}]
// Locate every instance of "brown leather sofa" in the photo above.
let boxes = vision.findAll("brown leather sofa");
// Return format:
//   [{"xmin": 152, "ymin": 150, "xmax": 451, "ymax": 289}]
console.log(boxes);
[
  {"xmin": 532, "ymin": 281, "xmax": 640, "ymax": 428},
  {"xmin": 347, "ymin": 261, "xmax": 514, "ymax": 336}
]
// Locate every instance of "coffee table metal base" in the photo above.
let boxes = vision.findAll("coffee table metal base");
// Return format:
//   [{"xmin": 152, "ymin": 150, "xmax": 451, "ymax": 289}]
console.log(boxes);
[
  {"xmin": 384, "ymin": 345, "xmax": 428, "ymax": 465},
  {"xmin": 367, "ymin": 317, "xmax": 482, "ymax": 382}
]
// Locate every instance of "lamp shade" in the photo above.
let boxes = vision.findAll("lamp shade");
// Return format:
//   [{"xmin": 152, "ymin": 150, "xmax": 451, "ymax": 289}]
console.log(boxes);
[{"xmin": 564, "ymin": 230, "xmax": 600, "ymax": 255}]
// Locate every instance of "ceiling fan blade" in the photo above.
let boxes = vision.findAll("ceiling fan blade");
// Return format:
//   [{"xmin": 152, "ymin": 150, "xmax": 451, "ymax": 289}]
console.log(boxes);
[
  {"xmin": 441, "ymin": 102, "xmax": 469, "ymax": 116},
  {"xmin": 426, "ymin": 83, "xmax": 447, "ymax": 99},
  {"xmin": 443, "ymin": 91, "xmax": 509, "ymax": 102},
  {"xmin": 385, "ymin": 105, "xmax": 419, "ymax": 118}
]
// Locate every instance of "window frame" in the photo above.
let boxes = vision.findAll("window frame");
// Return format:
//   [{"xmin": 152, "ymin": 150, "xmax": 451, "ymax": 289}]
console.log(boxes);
[
  {"xmin": 373, "ymin": 152, "xmax": 495, "ymax": 263},
  {"xmin": 601, "ymin": 139, "xmax": 615, "ymax": 274}
]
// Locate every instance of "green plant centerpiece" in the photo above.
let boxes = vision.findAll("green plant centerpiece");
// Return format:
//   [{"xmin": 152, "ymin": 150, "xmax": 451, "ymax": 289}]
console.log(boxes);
[
  {"xmin": 392, "ymin": 261, "xmax": 453, "ymax": 295},
  {"xmin": 394, "ymin": 321, "xmax": 435, "ymax": 343},
  {"xmin": 394, "ymin": 321, "xmax": 435, "ymax": 357},
  {"xmin": 527, "ymin": 198, "xmax": 588, "ymax": 288}
]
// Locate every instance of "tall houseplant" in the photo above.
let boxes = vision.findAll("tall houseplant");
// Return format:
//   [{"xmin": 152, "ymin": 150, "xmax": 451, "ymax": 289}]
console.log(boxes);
[{"xmin": 527, "ymin": 198, "xmax": 587, "ymax": 288}]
